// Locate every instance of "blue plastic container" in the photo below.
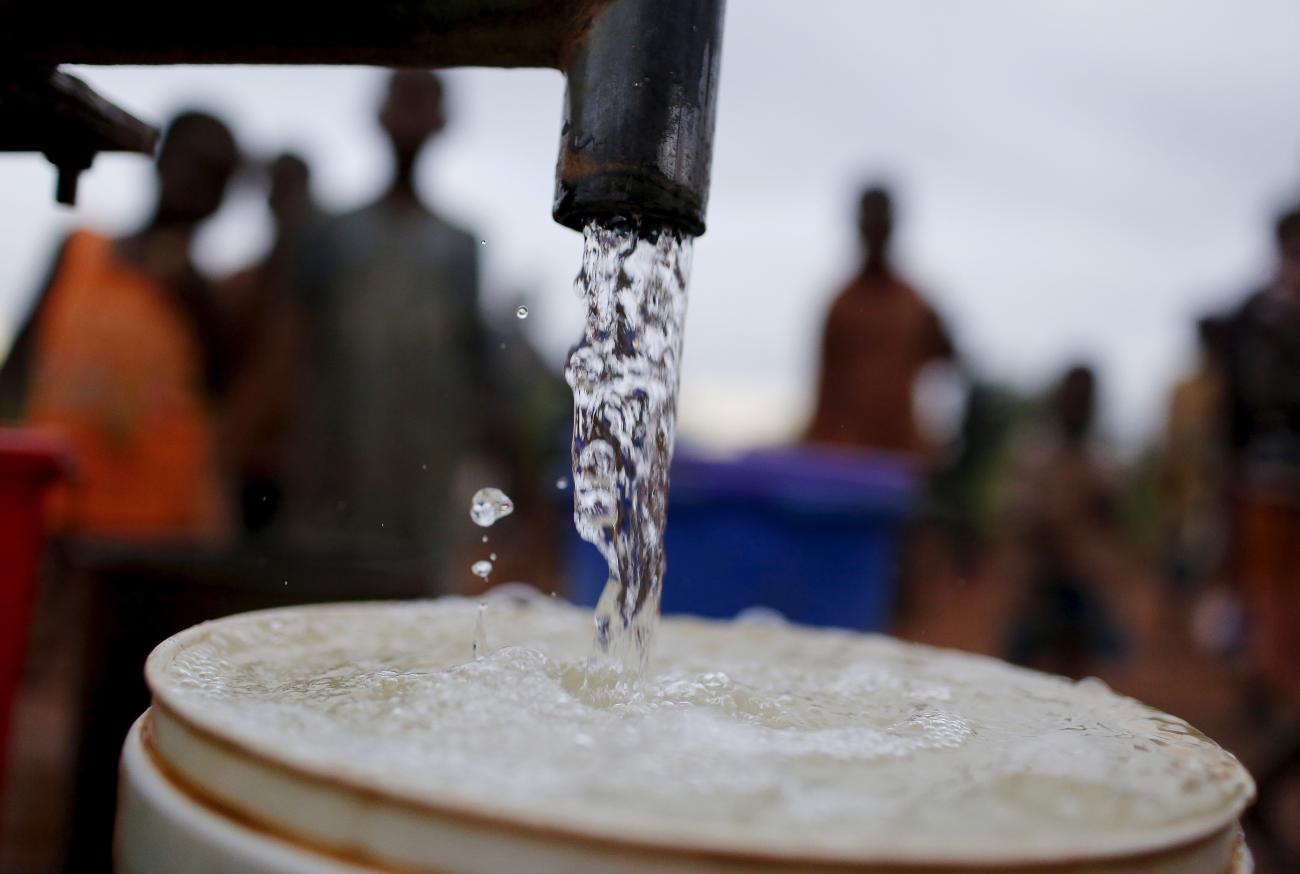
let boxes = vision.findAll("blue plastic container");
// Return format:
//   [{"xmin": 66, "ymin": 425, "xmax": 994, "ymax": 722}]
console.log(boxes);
[{"xmin": 564, "ymin": 446, "xmax": 918, "ymax": 632}]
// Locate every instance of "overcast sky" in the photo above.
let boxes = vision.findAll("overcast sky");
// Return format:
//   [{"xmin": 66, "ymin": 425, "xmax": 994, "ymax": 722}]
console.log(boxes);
[{"xmin": 2, "ymin": 0, "xmax": 1298, "ymax": 449}]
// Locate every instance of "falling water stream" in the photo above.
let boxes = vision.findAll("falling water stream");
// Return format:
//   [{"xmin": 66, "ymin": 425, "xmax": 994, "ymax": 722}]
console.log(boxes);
[{"xmin": 565, "ymin": 219, "xmax": 692, "ymax": 667}]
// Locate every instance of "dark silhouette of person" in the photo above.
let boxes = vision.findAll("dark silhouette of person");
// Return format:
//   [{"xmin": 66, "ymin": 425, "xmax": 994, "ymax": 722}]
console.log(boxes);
[
  {"xmin": 283, "ymin": 70, "xmax": 491, "ymax": 580},
  {"xmin": 1004, "ymin": 364, "xmax": 1127, "ymax": 678},
  {"xmin": 806, "ymin": 184, "xmax": 954, "ymax": 458},
  {"xmin": 221, "ymin": 152, "xmax": 319, "ymax": 537},
  {"xmin": 1160, "ymin": 315, "xmax": 1230, "ymax": 595},
  {"xmin": 1224, "ymin": 205, "xmax": 1300, "ymax": 705},
  {"xmin": 0, "ymin": 111, "xmax": 238, "ymax": 541}
]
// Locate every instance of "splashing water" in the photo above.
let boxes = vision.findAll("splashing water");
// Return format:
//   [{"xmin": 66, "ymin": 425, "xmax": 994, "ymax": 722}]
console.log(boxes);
[
  {"xmin": 470, "ymin": 487, "xmax": 514, "ymax": 527},
  {"xmin": 565, "ymin": 220, "xmax": 692, "ymax": 667}
]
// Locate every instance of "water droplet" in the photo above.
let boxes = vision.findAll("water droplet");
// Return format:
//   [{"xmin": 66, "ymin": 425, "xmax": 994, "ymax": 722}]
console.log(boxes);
[
  {"xmin": 283, "ymin": 580, "xmax": 288, "ymax": 586},
  {"xmin": 555, "ymin": 477, "xmax": 569, "ymax": 490},
  {"xmin": 481, "ymin": 535, "xmax": 489, "ymax": 543},
  {"xmin": 471, "ymin": 560, "xmax": 493, "ymax": 579},
  {"xmin": 515, "ymin": 305, "xmax": 529, "ymax": 319},
  {"xmin": 480, "ymin": 239, "xmax": 487, "ymax": 246},
  {"xmin": 470, "ymin": 487, "xmax": 514, "ymax": 526},
  {"xmin": 421, "ymin": 463, "xmax": 427, "ymax": 470},
  {"xmin": 489, "ymin": 552, "xmax": 497, "ymax": 561}
]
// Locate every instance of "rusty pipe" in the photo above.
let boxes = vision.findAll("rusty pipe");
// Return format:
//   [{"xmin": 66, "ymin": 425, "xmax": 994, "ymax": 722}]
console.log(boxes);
[
  {"xmin": 0, "ymin": 0, "xmax": 612, "ymax": 69},
  {"xmin": 553, "ymin": 0, "xmax": 725, "ymax": 236}
]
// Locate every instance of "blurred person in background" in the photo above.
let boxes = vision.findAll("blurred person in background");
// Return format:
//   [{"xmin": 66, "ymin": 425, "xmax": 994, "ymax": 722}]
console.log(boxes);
[
  {"xmin": 1224, "ymin": 205, "xmax": 1300, "ymax": 712},
  {"xmin": 806, "ymin": 184, "xmax": 955, "ymax": 459},
  {"xmin": 284, "ymin": 70, "xmax": 496, "ymax": 582},
  {"xmin": 220, "ymin": 152, "xmax": 319, "ymax": 538},
  {"xmin": 0, "ymin": 111, "xmax": 238, "ymax": 543},
  {"xmin": 1004, "ymin": 364, "xmax": 1127, "ymax": 678},
  {"xmin": 1160, "ymin": 315, "xmax": 1230, "ymax": 598}
]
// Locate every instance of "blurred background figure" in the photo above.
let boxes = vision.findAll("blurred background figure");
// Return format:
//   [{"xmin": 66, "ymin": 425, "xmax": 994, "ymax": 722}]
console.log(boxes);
[
  {"xmin": 283, "ymin": 70, "xmax": 495, "ymax": 582},
  {"xmin": 1160, "ymin": 315, "xmax": 1230, "ymax": 598},
  {"xmin": 805, "ymin": 184, "xmax": 955, "ymax": 460},
  {"xmin": 0, "ymin": 111, "xmax": 238, "ymax": 544},
  {"xmin": 1003, "ymin": 364, "xmax": 1127, "ymax": 678},
  {"xmin": 219, "ymin": 152, "xmax": 318, "ymax": 538},
  {"xmin": 1224, "ymin": 205, "xmax": 1300, "ymax": 711},
  {"xmin": 802, "ymin": 183, "xmax": 960, "ymax": 632}
]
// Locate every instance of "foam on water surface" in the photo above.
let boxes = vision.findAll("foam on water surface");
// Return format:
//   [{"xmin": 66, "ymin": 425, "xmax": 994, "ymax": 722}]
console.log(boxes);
[{"xmin": 151, "ymin": 597, "xmax": 1253, "ymax": 861}]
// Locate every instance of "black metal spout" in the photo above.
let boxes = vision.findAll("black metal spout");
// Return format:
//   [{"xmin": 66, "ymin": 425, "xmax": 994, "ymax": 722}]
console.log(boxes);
[{"xmin": 554, "ymin": 0, "xmax": 725, "ymax": 237}]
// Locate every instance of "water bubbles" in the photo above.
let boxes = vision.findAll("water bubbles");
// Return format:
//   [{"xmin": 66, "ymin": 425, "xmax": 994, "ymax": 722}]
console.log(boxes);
[
  {"xmin": 736, "ymin": 605, "xmax": 788, "ymax": 627},
  {"xmin": 515, "ymin": 305, "xmax": 529, "ymax": 320},
  {"xmin": 564, "ymin": 346, "xmax": 603, "ymax": 394},
  {"xmin": 471, "ymin": 560, "xmax": 493, "ymax": 579},
  {"xmin": 574, "ymin": 440, "xmax": 618, "ymax": 530},
  {"xmin": 470, "ymin": 487, "xmax": 514, "ymax": 527},
  {"xmin": 483, "ymin": 582, "xmax": 549, "ymax": 605}
]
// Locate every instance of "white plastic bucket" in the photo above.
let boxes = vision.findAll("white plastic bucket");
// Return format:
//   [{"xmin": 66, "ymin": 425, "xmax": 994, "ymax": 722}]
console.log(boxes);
[{"xmin": 117, "ymin": 599, "xmax": 1255, "ymax": 874}]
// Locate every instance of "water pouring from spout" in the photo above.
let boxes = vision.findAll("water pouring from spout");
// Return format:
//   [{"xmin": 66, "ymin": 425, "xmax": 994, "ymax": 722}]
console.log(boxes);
[{"xmin": 566, "ymin": 219, "xmax": 692, "ymax": 666}]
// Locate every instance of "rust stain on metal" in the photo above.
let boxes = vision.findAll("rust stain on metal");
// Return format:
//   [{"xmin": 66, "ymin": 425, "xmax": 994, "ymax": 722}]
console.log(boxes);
[{"xmin": 556, "ymin": 0, "xmax": 614, "ymax": 71}]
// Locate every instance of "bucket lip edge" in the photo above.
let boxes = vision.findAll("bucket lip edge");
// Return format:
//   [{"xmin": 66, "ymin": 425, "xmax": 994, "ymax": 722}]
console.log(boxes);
[
  {"xmin": 148, "ymin": 698, "xmax": 1250, "ymax": 873},
  {"xmin": 142, "ymin": 600, "xmax": 1256, "ymax": 872}
]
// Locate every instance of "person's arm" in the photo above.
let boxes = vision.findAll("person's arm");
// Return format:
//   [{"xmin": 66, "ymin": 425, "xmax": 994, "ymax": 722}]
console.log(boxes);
[{"xmin": 805, "ymin": 294, "xmax": 845, "ymax": 442}]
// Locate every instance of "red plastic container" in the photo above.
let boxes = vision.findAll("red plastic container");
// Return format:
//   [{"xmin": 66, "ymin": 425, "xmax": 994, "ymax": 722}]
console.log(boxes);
[{"xmin": 0, "ymin": 429, "xmax": 69, "ymax": 787}]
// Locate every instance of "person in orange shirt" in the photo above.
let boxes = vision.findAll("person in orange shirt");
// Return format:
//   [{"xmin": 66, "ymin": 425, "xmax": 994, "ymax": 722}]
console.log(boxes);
[
  {"xmin": 806, "ymin": 185, "xmax": 955, "ymax": 458},
  {"xmin": 0, "ymin": 111, "xmax": 239, "ymax": 542},
  {"xmin": 1225, "ymin": 206, "xmax": 1300, "ymax": 707}
]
